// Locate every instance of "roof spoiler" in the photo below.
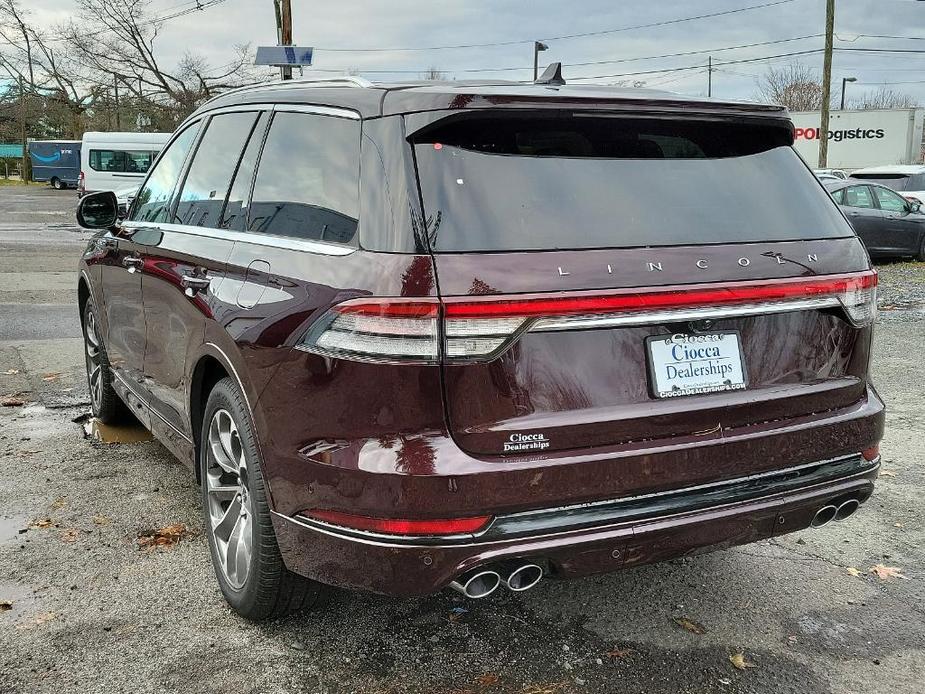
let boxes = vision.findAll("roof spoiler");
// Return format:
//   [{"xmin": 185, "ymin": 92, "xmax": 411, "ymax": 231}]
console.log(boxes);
[{"xmin": 535, "ymin": 62, "xmax": 565, "ymax": 86}]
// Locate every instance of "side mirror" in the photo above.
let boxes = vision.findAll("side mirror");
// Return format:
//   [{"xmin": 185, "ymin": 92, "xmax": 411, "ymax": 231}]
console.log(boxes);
[
  {"xmin": 77, "ymin": 191, "xmax": 119, "ymax": 229},
  {"xmin": 909, "ymin": 201, "xmax": 922, "ymax": 214}
]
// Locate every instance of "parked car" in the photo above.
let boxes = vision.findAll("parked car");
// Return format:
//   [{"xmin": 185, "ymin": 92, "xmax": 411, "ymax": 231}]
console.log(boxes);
[
  {"xmin": 78, "ymin": 131, "xmax": 170, "ymax": 196},
  {"xmin": 850, "ymin": 164, "xmax": 925, "ymax": 205},
  {"xmin": 814, "ymin": 168, "xmax": 848, "ymax": 180},
  {"xmin": 816, "ymin": 172, "xmax": 841, "ymax": 182},
  {"xmin": 28, "ymin": 140, "xmax": 81, "ymax": 189},
  {"xmin": 75, "ymin": 76, "xmax": 884, "ymax": 620},
  {"xmin": 825, "ymin": 179, "xmax": 925, "ymax": 260}
]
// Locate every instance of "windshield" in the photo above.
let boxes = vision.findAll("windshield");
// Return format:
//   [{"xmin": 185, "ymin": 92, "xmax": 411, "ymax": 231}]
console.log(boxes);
[{"xmin": 413, "ymin": 115, "xmax": 852, "ymax": 252}]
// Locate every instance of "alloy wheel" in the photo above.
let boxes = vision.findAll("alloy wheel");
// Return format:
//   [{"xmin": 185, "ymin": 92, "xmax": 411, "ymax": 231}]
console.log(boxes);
[
  {"xmin": 84, "ymin": 310, "xmax": 103, "ymax": 412},
  {"xmin": 205, "ymin": 408, "xmax": 254, "ymax": 590}
]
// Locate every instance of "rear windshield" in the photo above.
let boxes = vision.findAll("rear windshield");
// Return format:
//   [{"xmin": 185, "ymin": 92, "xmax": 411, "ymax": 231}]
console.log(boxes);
[
  {"xmin": 850, "ymin": 173, "xmax": 925, "ymax": 192},
  {"xmin": 412, "ymin": 115, "xmax": 852, "ymax": 252}
]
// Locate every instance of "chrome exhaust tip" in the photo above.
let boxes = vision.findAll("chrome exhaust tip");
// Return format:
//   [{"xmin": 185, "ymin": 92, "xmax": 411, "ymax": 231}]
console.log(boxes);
[
  {"xmin": 811, "ymin": 504, "xmax": 838, "ymax": 527},
  {"xmin": 834, "ymin": 498, "xmax": 860, "ymax": 521},
  {"xmin": 449, "ymin": 569, "xmax": 501, "ymax": 599},
  {"xmin": 501, "ymin": 563, "xmax": 544, "ymax": 592}
]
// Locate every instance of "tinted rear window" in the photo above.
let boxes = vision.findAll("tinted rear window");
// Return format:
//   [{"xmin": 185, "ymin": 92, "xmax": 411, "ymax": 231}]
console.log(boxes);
[{"xmin": 413, "ymin": 115, "xmax": 852, "ymax": 252}]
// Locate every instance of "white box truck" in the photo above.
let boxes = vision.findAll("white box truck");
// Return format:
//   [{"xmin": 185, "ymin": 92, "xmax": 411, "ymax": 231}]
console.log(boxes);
[{"xmin": 790, "ymin": 107, "xmax": 924, "ymax": 171}]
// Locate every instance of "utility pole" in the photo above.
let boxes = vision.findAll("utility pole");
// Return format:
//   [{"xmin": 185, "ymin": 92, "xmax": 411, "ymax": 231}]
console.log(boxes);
[
  {"xmin": 707, "ymin": 56, "xmax": 713, "ymax": 97},
  {"xmin": 274, "ymin": 0, "xmax": 293, "ymax": 80},
  {"xmin": 113, "ymin": 74, "xmax": 121, "ymax": 130},
  {"xmin": 818, "ymin": 0, "xmax": 835, "ymax": 168},
  {"xmin": 19, "ymin": 75, "xmax": 26, "ymax": 184}
]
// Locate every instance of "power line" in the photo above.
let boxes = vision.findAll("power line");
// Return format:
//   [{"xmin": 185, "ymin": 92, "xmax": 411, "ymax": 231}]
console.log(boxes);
[{"xmin": 311, "ymin": 0, "xmax": 800, "ymax": 53}]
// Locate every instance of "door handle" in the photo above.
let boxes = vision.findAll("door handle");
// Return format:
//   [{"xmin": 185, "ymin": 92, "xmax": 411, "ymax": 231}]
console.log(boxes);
[
  {"xmin": 180, "ymin": 274, "xmax": 211, "ymax": 297},
  {"xmin": 122, "ymin": 255, "xmax": 143, "ymax": 273}
]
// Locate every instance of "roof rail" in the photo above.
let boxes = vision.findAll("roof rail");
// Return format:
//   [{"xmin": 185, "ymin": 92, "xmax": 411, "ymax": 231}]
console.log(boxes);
[{"xmin": 285, "ymin": 76, "xmax": 375, "ymax": 88}]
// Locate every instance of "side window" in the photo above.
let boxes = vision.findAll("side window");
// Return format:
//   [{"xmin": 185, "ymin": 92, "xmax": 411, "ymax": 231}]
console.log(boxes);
[
  {"xmin": 875, "ymin": 186, "xmax": 910, "ymax": 213},
  {"xmin": 830, "ymin": 188, "xmax": 844, "ymax": 204},
  {"xmin": 174, "ymin": 112, "xmax": 260, "ymax": 228},
  {"xmin": 843, "ymin": 185, "xmax": 875, "ymax": 209},
  {"xmin": 220, "ymin": 112, "xmax": 269, "ymax": 231},
  {"xmin": 130, "ymin": 124, "xmax": 201, "ymax": 223},
  {"xmin": 248, "ymin": 111, "xmax": 359, "ymax": 244},
  {"xmin": 89, "ymin": 149, "xmax": 154, "ymax": 173}
]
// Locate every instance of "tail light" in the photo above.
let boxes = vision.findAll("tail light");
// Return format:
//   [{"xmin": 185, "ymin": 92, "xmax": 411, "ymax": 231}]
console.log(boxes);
[{"xmin": 297, "ymin": 271, "xmax": 877, "ymax": 364}]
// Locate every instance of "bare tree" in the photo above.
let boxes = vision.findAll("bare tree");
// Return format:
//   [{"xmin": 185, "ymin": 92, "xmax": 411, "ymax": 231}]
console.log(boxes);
[
  {"xmin": 421, "ymin": 67, "xmax": 447, "ymax": 81},
  {"xmin": 850, "ymin": 87, "xmax": 919, "ymax": 110},
  {"xmin": 62, "ymin": 0, "xmax": 257, "ymax": 121},
  {"xmin": 755, "ymin": 62, "xmax": 826, "ymax": 111},
  {"xmin": 0, "ymin": 0, "xmax": 100, "ymax": 138}
]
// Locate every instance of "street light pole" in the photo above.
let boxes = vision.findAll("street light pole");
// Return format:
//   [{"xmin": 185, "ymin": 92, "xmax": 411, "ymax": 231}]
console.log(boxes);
[
  {"xmin": 840, "ymin": 76, "xmax": 856, "ymax": 110},
  {"xmin": 818, "ymin": 0, "xmax": 835, "ymax": 168},
  {"xmin": 533, "ymin": 41, "xmax": 548, "ymax": 81}
]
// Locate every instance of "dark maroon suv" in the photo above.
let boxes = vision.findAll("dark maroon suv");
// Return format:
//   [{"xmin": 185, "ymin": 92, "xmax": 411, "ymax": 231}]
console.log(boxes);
[{"xmin": 75, "ymin": 75, "xmax": 884, "ymax": 620}]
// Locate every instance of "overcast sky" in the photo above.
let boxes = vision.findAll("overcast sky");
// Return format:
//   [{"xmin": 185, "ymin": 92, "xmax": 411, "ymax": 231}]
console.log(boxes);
[{"xmin": 29, "ymin": 0, "xmax": 925, "ymax": 104}]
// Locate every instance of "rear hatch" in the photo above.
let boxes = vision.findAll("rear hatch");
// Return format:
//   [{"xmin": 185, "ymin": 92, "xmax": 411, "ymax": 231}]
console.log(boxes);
[{"xmin": 411, "ymin": 111, "xmax": 876, "ymax": 461}]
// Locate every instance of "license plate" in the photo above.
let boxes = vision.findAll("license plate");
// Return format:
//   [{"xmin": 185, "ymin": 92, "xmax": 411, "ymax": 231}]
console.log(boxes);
[{"xmin": 646, "ymin": 332, "xmax": 747, "ymax": 399}]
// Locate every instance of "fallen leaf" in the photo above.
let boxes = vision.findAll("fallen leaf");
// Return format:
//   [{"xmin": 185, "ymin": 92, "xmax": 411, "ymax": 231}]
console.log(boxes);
[
  {"xmin": 846, "ymin": 567, "xmax": 862, "ymax": 577},
  {"xmin": 522, "ymin": 682, "xmax": 568, "ymax": 694},
  {"xmin": 674, "ymin": 616, "xmax": 706, "ymax": 635},
  {"xmin": 606, "ymin": 646, "xmax": 635, "ymax": 659},
  {"xmin": 0, "ymin": 601, "xmax": 11, "ymax": 611},
  {"xmin": 29, "ymin": 518, "xmax": 57, "ymax": 530},
  {"xmin": 16, "ymin": 611, "xmax": 56, "ymax": 630},
  {"xmin": 475, "ymin": 672, "xmax": 500, "ymax": 687},
  {"xmin": 59, "ymin": 529, "xmax": 80, "ymax": 543},
  {"xmin": 869, "ymin": 564, "xmax": 909, "ymax": 581},
  {"xmin": 51, "ymin": 497, "xmax": 67, "ymax": 510},
  {"xmin": 41, "ymin": 372, "xmax": 61, "ymax": 382},
  {"xmin": 1, "ymin": 396, "xmax": 25, "ymax": 407},
  {"xmin": 880, "ymin": 470, "xmax": 897, "ymax": 477},
  {"xmin": 137, "ymin": 523, "xmax": 188, "ymax": 549},
  {"xmin": 894, "ymin": 522, "xmax": 905, "ymax": 528},
  {"xmin": 92, "ymin": 515, "xmax": 111, "ymax": 526},
  {"xmin": 729, "ymin": 652, "xmax": 757, "ymax": 670},
  {"xmin": 3, "ymin": 369, "xmax": 19, "ymax": 375}
]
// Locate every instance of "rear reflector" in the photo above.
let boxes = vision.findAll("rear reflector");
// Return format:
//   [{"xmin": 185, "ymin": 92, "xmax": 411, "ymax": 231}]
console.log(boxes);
[
  {"xmin": 862, "ymin": 445, "xmax": 880, "ymax": 462},
  {"xmin": 304, "ymin": 509, "xmax": 492, "ymax": 536},
  {"xmin": 296, "ymin": 271, "xmax": 877, "ymax": 364}
]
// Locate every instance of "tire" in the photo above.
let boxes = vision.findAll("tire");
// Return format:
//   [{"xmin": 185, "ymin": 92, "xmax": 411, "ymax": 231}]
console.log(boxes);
[
  {"xmin": 200, "ymin": 377, "xmax": 324, "ymax": 620},
  {"xmin": 916, "ymin": 235, "xmax": 925, "ymax": 262},
  {"xmin": 51, "ymin": 177, "xmax": 63, "ymax": 190},
  {"xmin": 82, "ymin": 299, "xmax": 131, "ymax": 424}
]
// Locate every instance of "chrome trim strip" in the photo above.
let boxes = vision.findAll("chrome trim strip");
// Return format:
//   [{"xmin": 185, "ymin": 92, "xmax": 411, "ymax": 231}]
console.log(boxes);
[
  {"xmin": 111, "ymin": 371, "xmax": 193, "ymax": 444},
  {"xmin": 531, "ymin": 297, "xmax": 841, "ymax": 332},
  {"xmin": 202, "ymin": 342, "xmax": 254, "ymax": 416},
  {"xmin": 120, "ymin": 221, "xmax": 356, "ymax": 256},
  {"xmin": 271, "ymin": 103, "xmax": 361, "ymax": 119}
]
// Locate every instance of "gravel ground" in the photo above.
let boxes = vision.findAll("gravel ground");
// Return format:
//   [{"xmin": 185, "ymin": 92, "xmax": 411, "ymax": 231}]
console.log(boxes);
[{"xmin": 1, "ymin": 186, "xmax": 923, "ymax": 694}]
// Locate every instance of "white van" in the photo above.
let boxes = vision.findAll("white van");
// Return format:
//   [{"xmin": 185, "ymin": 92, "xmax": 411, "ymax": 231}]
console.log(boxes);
[{"xmin": 78, "ymin": 131, "xmax": 171, "ymax": 196}]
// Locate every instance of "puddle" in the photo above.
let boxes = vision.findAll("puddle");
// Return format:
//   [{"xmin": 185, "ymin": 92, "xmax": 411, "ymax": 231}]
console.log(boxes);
[
  {"xmin": 83, "ymin": 418, "xmax": 153, "ymax": 444},
  {"xmin": 0, "ymin": 514, "xmax": 28, "ymax": 544},
  {"xmin": 0, "ymin": 580, "xmax": 38, "ymax": 620}
]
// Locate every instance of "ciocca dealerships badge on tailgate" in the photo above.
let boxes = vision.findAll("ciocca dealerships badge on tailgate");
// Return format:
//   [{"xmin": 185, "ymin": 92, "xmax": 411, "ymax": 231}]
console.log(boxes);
[{"xmin": 647, "ymin": 332, "xmax": 747, "ymax": 399}]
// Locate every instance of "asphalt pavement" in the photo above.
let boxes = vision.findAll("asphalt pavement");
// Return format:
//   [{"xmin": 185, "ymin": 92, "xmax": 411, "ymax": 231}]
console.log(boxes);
[{"xmin": 1, "ymin": 185, "xmax": 923, "ymax": 694}]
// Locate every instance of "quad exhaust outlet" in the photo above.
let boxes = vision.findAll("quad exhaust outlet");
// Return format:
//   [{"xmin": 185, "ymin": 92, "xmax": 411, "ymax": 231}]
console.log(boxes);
[{"xmin": 811, "ymin": 498, "xmax": 861, "ymax": 528}]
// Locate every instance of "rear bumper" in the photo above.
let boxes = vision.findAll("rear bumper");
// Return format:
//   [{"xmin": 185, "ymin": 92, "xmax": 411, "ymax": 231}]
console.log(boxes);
[{"xmin": 271, "ymin": 453, "xmax": 879, "ymax": 597}]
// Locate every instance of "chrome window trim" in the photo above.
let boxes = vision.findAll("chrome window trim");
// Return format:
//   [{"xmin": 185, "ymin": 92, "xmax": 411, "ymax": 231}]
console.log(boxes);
[
  {"xmin": 120, "ymin": 221, "xmax": 356, "ymax": 256},
  {"xmin": 271, "ymin": 103, "xmax": 361, "ymax": 119}
]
